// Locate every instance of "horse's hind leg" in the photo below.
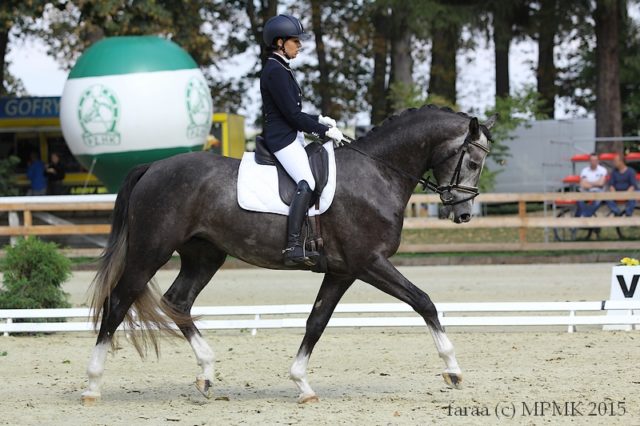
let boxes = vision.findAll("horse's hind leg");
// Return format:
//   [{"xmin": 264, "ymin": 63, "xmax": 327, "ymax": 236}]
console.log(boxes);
[
  {"xmin": 82, "ymin": 250, "xmax": 173, "ymax": 404},
  {"xmin": 162, "ymin": 238, "xmax": 227, "ymax": 398},
  {"xmin": 358, "ymin": 255, "xmax": 463, "ymax": 389},
  {"xmin": 290, "ymin": 273, "xmax": 354, "ymax": 403}
]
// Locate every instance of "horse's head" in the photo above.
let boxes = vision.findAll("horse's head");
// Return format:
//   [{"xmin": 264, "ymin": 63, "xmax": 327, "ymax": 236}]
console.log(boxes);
[{"xmin": 429, "ymin": 115, "xmax": 496, "ymax": 223}]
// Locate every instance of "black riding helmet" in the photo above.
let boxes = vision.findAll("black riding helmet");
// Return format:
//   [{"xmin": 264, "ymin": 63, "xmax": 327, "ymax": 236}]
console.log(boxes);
[{"xmin": 262, "ymin": 14, "xmax": 311, "ymax": 47}]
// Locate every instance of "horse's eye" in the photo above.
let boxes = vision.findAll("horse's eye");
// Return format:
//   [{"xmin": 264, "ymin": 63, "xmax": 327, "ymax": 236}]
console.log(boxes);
[{"xmin": 468, "ymin": 161, "xmax": 479, "ymax": 171}]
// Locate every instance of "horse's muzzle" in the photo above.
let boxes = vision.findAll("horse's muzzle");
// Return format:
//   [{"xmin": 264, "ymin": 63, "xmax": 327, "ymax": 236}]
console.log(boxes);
[{"xmin": 455, "ymin": 213, "xmax": 471, "ymax": 223}]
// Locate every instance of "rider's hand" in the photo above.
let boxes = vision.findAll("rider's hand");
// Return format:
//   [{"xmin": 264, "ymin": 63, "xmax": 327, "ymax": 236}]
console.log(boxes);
[
  {"xmin": 325, "ymin": 126, "xmax": 344, "ymax": 145},
  {"xmin": 318, "ymin": 114, "xmax": 337, "ymax": 128}
]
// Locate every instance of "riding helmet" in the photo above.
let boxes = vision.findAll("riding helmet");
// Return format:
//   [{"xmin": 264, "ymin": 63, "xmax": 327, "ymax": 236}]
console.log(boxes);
[{"xmin": 262, "ymin": 14, "xmax": 311, "ymax": 47}]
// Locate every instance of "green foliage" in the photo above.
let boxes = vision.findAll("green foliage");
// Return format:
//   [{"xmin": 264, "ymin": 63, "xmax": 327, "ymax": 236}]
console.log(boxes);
[
  {"xmin": 480, "ymin": 87, "xmax": 545, "ymax": 191},
  {"xmin": 0, "ymin": 0, "xmax": 47, "ymax": 95},
  {"xmin": 0, "ymin": 238, "xmax": 71, "ymax": 310},
  {"xmin": 0, "ymin": 156, "xmax": 20, "ymax": 196},
  {"xmin": 37, "ymin": 1, "xmax": 215, "ymax": 69},
  {"xmin": 389, "ymin": 82, "xmax": 456, "ymax": 111}
]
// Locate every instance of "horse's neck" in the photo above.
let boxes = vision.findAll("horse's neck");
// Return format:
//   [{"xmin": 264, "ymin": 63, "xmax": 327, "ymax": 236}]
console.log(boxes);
[{"xmin": 355, "ymin": 120, "xmax": 449, "ymax": 197}]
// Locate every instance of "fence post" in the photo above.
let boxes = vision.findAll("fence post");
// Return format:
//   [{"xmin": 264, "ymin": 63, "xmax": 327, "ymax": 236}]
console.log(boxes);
[
  {"xmin": 23, "ymin": 210, "xmax": 32, "ymax": 239},
  {"xmin": 8, "ymin": 211, "xmax": 19, "ymax": 246},
  {"xmin": 567, "ymin": 310, "xmax": 576, "ymax": 333},
  {"xmin": 4, "ymin": 318, "xmax": 11, "ymax": 336},
  {"xmin": 251, "ymin": 314, "xmax": 260, "ymax": 336},
  {"xmin": 518, "ymin": 199, "xmax": 527, "ymax": 244}
]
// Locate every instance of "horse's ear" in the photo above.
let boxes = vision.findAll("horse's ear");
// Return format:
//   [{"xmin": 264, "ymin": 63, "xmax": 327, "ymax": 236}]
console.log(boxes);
[
  {"xmin": 482, "ymin": 114, "xmax": 498, "ymax": 130},
  {"xmin": 469, "ymin": 117, "xmax": 480, "ymax": 138}
]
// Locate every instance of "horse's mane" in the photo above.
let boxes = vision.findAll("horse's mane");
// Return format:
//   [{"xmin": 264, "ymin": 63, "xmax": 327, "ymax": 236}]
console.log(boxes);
[{"xmin": 356, "ymin": 104, "xmax": 491, "ymax": 143}]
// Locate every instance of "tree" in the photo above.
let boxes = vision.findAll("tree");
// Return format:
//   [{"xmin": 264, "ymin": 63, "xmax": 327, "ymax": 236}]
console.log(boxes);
[
  {"xmin": 487, "ymin": 1, "xmax": 532, "ymax": 101},
  {"xmin": 243, "ymin": 0, "xmax": 278, "ymax": 68},
  {"xmin": 38, "ymin": 1, "xmax": 215, "ymax": 69},
  {"xmin": 594, "ymin": 0, "xmax": 624, "ymax": 153},
  {"xmin": 535, "ymin": 0, "xmax": 558, "ymax": 118},
  {"xmin": 310, "ymin": 0, "xmax": 332, "ymax": 115},
  {"xmin": 388, "ymin": 1, "xmax": 414, "ymax": 112},
  {"xmin": 531, "ymin": 0, "xmax": 592, "ymax": 119},
  {"xmin": 0, "ymin": 0, "xmax": 46, "ymax": 95},
  {"xmin": 559, "ymin": 0, "xmax": 640, "ymax": 152},
  {"xmin": 428, "ymin": 7, "xmax": 461, "ymax": 105},
  {"xmin": 370, "ymin": 3, "xmax": 390, "ymax": 124}
]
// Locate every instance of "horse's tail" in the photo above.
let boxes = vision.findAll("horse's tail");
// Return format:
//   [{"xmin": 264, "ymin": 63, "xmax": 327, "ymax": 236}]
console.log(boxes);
[
  {"xmin": 90, "ymin": 164, "xmax": 150, "ymax": 331},
  {"xmin": 89, "ymin": 163, "xmax": 187, "ymax": 356}
]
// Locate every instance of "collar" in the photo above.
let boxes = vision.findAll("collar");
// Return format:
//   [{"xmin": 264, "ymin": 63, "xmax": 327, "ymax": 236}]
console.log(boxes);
[{"xmin": 271, "ymin": 52, "xmax": 291, "ymax": 67}]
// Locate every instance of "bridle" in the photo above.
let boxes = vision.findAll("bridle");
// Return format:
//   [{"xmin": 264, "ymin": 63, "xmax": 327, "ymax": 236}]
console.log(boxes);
[
  {"xmin": 422, "ymin": 133, "xmax": 491, "ymax": 205},
  {"xmin": 341, "ymin": 131, "xmax": 490, "ymax": 206}
]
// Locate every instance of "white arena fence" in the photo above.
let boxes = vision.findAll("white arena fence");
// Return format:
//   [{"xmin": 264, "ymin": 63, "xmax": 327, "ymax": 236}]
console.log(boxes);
[{"xmin": 2, "ymin": 301, "xmax": 639, "ymax": 336}]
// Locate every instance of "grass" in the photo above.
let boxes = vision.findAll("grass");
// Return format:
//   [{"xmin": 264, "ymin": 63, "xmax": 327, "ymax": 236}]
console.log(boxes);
[{"xmin": 30, "ymin": 225, "xmax": 639, "ymax": 267}]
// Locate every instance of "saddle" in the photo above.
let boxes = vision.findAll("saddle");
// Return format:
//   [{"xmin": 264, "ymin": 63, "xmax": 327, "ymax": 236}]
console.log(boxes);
[{"xmin": 254, "ymin": 136, "xmax": 329, "ymax": 207}]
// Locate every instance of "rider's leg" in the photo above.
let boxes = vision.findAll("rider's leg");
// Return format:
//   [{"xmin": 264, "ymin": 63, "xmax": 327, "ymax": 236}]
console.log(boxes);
[
  {"xmin": 274, "ymin": 142, "xmax": 318, "ymax": 265},
  {"xmin": 273, "ymin": 141, "xmax": 316, "ymax": 191},
  {"xmin": 282, "ymin": 181, "xmax": 319, "ymax": 266}
]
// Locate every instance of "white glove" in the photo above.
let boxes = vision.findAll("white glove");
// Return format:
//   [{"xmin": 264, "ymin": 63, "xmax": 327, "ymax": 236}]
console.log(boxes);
[
  {"xmin": 319, "ymin": 114, "xmax": 337, "ymax": 128},
  {"xmin": 325, "ymin": 126, "xmax": 343, "ymax": 145}
]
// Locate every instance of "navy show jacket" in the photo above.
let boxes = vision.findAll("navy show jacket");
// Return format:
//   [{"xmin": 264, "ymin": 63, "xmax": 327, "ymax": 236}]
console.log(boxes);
[{"xmin": 260, "ymin": 53, "xmax": 329, "ymax": 152}]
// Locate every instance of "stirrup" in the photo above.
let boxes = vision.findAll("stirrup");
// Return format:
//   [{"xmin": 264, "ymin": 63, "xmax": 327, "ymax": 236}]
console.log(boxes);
[{"xmin": 283, "ymin": 245, "xmax": 319, "ymax": 267}]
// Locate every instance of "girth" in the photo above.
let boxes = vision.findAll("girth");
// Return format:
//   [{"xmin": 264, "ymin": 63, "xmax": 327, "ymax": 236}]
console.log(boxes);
[{"xmin": 254, "ymin": 136, "xmax": 329, "ymax": 206}]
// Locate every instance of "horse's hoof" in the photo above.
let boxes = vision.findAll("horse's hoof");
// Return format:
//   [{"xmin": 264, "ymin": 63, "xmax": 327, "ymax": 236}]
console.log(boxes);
[
  {"xmin": 81, "ymin": 391, "xmax": 100, "ymax": 406},
  {"xmin": 298, "ymin": 393, "xmax": 319, "ymax": 404},
  {"xmin": 195, "ymin": 377, "xmax": 212, "ymax": 399},
  {"xmin": 443, "ymin": 372, "xmax": 463, "ymax": 390}
]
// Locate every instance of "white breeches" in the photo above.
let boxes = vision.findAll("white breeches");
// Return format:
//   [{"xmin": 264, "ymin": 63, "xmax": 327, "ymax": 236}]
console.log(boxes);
[{"xmin": 274, "ymin": 135, "xmax": 316, "ymax": 191}]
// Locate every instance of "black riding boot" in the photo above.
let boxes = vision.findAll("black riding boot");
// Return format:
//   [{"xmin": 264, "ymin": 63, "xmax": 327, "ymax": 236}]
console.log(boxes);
[{"xmin": 283, "ymin": 180, "xmax": 319, "ymax": 266}]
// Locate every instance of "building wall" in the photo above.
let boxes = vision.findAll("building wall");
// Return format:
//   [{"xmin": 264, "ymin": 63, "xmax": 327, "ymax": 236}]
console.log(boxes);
[{"xmin": 488, "ymin": 118, "xmax": 596, "ymax": 193}]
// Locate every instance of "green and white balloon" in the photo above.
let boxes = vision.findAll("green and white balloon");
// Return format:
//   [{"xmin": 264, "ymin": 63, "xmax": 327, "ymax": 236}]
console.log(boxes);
[{"xmin": 60, "ymin": 36, "xmax": 213, "ymax": 192}]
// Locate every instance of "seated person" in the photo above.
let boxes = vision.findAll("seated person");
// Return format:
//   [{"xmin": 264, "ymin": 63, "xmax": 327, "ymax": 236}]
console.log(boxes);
[
  {"xmin": 605, "ymin": 154, "xmax": 637, "ymax": 216},
  {"xmin": 576, "ymin": 152, "xmax": 607, "ymax": 217}
]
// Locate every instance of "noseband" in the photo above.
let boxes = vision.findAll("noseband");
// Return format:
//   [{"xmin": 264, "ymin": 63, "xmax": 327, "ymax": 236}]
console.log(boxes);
[
  {"xmin": 422, "ymin": 135, "xmax": 491, "ymax": 205},
  {"xmin": 342, "ymin": 131, "xmax": 490, "ymax": 206}
]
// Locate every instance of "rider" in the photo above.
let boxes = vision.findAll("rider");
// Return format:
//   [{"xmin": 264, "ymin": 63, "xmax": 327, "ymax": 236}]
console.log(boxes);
[{"xmin": 260, "ymin": 14, "xmax": 343, "ymax": 266}]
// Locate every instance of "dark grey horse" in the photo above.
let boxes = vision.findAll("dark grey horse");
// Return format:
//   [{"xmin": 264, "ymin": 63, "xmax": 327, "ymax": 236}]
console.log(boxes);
[{"xmin": 81, "ymin": 105, "xmax": 495, "ymax": 405}]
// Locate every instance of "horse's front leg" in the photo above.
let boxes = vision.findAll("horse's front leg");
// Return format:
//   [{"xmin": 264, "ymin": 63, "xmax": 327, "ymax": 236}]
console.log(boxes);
[
  {"xmin": 290, "ymin": 273, "xmax": 354, "ymax": 403},
  {"xmin": 358, "ymin": 255, "xmax": 463, "ymax": 389}
]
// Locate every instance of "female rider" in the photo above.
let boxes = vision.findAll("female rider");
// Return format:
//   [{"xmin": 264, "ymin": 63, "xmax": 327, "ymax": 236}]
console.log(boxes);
[{"xmin": 260, "ymin": 14, "xmax": 343, "ymax": 266}]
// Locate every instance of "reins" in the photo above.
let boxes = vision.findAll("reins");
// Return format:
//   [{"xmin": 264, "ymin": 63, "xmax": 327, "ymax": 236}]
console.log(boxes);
[{"xmin": 339, "ymin": 132, "xmax": 490, "ymax": 206}]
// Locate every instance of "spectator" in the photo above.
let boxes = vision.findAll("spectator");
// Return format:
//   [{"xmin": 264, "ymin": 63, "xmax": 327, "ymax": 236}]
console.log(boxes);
[
  {"xmin": 26, "ymin": 151, "xmax": 46, "ymax": 196},
  {"xmin": 576, "ymin": 152, "xmax": 607, "ymax": 217},
  {"xmin": 45, "ymin": 152, "xmax": 66, "ymax": 195},
  {"xmin": 605, "ymin": 154, "xmax": 637, "ymax": 216}
]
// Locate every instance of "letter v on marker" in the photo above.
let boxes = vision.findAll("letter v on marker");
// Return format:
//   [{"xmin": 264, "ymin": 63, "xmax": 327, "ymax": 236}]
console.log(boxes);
[{"xmin": 616, "ymin": 274, "xmax": 639, "ymax": 298}]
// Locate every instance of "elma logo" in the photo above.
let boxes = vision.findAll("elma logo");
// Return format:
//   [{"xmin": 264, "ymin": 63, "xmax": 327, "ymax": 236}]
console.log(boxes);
[
  {"xmin": 185, "ymin": 77, "xmax": 212, "ymax": 139},
  {"xmin": 78, "ymin": 85, "xmax": 121, "ymax": 147}
]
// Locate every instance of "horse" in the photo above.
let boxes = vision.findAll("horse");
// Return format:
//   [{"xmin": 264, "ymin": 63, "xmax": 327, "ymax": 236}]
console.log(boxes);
[{"xmin": 81, "ymin": 104, "xmax": 495, "ymax": 405}]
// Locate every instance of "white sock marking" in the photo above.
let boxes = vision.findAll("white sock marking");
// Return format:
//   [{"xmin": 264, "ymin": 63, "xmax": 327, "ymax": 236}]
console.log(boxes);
[
  {"xmin": 83, "ymin": 341, "xmax": 109, "ymax": 398},
  {"xmin": 428, "ymin": 325, "xmax": 462, "ymax": 375},
  {"xmin": 189, "ymin": 333, "xmax": 215, "ymax": 382},
  {"xmin": 290, "ymin": 353, "xmax": 315, "ymax": 398}
]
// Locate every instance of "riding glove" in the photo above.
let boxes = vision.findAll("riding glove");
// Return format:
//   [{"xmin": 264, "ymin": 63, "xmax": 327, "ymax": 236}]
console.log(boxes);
[
  {"xmin": 318, "ymin": 114, "xmax": 337, "ymax": 128},
  {"xmin": 325, "ymin": 126, "xmax": 344, "ymax": 146}
]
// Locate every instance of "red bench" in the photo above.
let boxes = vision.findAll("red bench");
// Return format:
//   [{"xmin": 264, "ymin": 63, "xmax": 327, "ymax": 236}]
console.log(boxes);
[
  {"xmin": 562, "ymin": 173, "xmax": 639, "ymax": 184},
  {"xmin": 626, "ymin": 152, "xmax": 640, "ymax": 162},
  {"xmin": 570, "ymin": 152, "xmax": 640, "ymax": 163}
]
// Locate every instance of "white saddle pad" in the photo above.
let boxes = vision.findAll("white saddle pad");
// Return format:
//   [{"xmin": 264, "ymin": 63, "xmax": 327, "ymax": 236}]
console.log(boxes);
[{"xmin": 237, "ymin": 142, "xmax": 337, "ymax": 216}]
